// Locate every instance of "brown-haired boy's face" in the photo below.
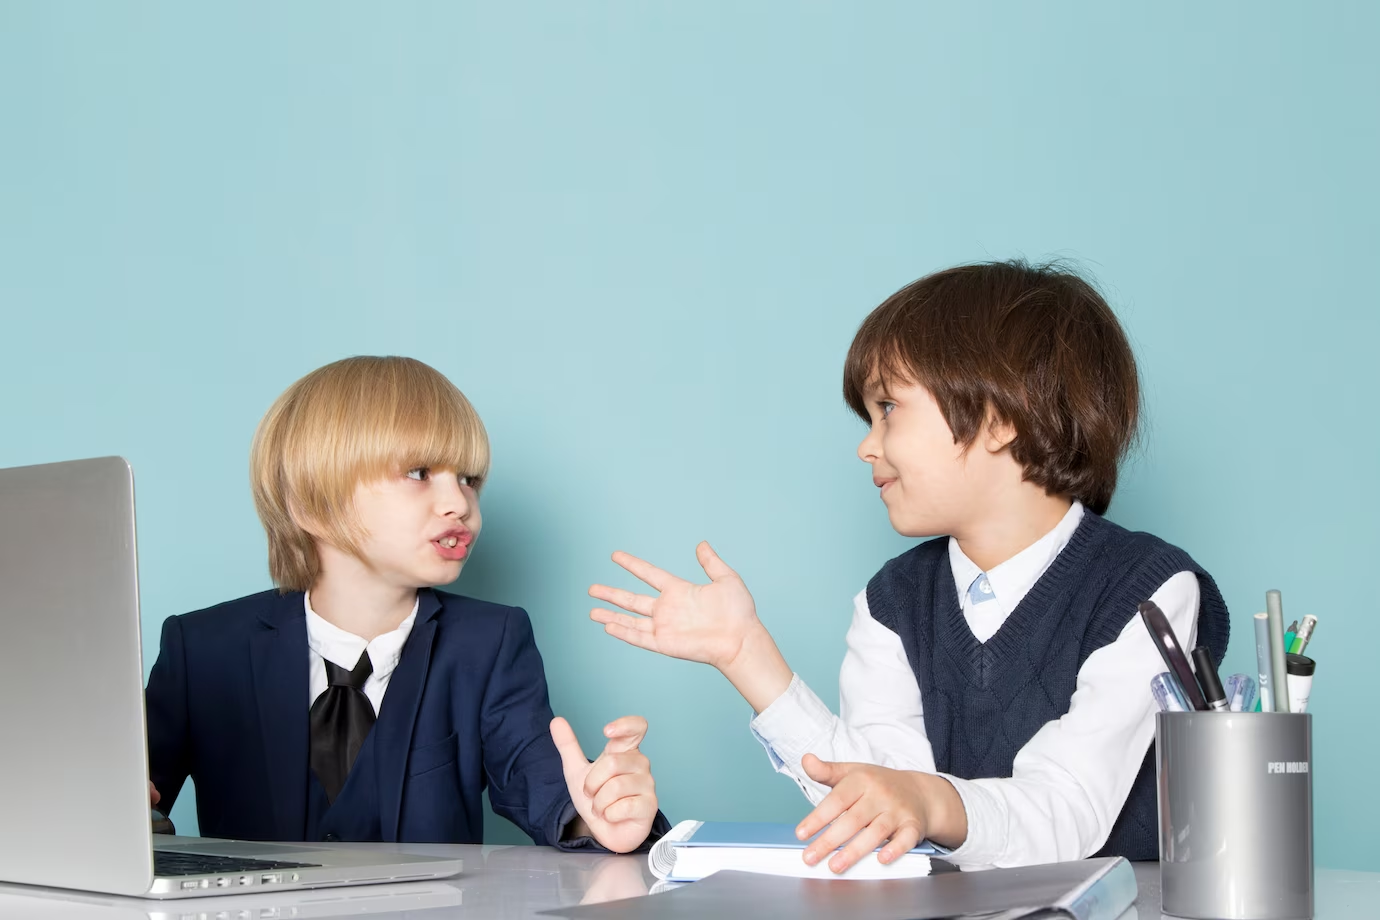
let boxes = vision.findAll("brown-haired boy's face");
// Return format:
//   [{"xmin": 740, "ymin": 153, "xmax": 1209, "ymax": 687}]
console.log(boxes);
[{"xmin": 855, "ymin": 378, "xmax": 1013, "ymax": 540}]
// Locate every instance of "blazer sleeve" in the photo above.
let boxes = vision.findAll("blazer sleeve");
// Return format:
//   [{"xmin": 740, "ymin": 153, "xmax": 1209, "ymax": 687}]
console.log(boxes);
[
  {"xmin": 144, "ymin": 614, "xmax": 192, "ymax": 813},
  {"xmin": 477, "ymin": 606, "xmax": 578, "ymax": 846},
  {"xmin": 478, "ymin": 607, "xmax": 670, "ymax": 850}
]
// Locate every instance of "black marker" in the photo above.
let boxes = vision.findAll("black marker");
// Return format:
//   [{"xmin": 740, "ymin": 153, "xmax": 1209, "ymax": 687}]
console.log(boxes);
[
  {"xmin": 1191, "ymin": 645, "xmax": 1229, "ymax": 712},
  {"xmin": 1139, "ymin": 602, "xmax": 1208, "ymax": 711}
]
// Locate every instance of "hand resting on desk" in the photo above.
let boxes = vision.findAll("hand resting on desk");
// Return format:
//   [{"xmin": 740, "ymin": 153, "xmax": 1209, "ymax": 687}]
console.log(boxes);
[{"xmin": 795, "ymin": 754, "xmax": 968, "ymax": 874}]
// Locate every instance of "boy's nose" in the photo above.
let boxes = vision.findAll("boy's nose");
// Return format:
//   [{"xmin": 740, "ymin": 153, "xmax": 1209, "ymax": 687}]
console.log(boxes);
[
  {"xmin": 857, "ymin": 426, "xmax": 882, "ymax": 464},
  {"xmin": 435, "ymin": 477, "xmax": 471, "ymax": 517}
]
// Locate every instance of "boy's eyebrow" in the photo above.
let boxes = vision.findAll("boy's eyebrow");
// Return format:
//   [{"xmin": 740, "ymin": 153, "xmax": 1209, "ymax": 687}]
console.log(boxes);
[{"xmin": 866, "ymin": 379, "xmax": 893, "ymax": 400}]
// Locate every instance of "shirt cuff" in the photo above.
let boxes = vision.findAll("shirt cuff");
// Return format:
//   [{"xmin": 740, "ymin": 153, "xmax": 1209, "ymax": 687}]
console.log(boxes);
[
  {"xmin": 748, "ymin": 673, "xmax": 835, "ymax": 770},
  {"xmin": 935, "ymin": 773, "xmax": 1004, "ymax": 869}
]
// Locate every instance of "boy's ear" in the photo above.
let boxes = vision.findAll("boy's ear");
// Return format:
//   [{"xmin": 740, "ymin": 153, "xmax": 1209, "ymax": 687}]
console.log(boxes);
[{"xmin": 982, "ymin": 408, "xmax": 1018, "ymax": 454}]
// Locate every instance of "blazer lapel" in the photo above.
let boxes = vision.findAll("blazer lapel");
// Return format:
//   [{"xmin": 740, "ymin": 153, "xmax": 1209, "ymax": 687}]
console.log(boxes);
[
  {"xmin": 376, "ymin": 589, "xmax": 441, "ymax": 842},
  {"xmin": 249, "ymin": 592, "xmax": 310, "ymax": 841}
]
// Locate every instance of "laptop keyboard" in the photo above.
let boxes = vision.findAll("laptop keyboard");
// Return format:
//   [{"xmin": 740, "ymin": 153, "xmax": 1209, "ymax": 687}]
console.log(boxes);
[{"xmin": 154, "ymin": 850, "xmax": 321, "ymax": 877}]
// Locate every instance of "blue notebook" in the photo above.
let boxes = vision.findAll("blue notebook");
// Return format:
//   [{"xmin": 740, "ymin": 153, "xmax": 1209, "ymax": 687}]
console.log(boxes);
[{"xmin": 681, "ymin": 821, "xmax": 949, "ymax": 853}]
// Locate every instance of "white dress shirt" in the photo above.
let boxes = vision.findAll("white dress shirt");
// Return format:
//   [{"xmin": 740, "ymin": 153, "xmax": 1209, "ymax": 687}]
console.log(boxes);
[
  {"xmin": 749, "ymin": 502, "xmax": 1200, "ymax": 869},
  {"xmin": 304, "ymin": 592, "xmax": 419, "ymax": 716}
]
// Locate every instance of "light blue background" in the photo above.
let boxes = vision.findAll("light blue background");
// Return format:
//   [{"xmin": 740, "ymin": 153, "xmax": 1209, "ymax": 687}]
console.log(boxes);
[{"xmin": 2, "ymin": 2, "xmax": 1376, "ymax": 870}]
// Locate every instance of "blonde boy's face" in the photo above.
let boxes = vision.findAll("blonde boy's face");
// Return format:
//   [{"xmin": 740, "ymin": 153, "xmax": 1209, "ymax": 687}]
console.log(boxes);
[
  {"xmin": 856, "ymin": 378, "xmax": 1009, "ymax": 539},
  {"xmin": 347, "ymin": 466, "xmax": 482, "ymax": 589}
]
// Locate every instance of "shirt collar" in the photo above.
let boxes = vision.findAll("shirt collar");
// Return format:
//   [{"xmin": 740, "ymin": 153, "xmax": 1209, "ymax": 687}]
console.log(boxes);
[
  {"xmin": 303, "ymin": 591, "xmax": 419, "ymax": 679},
  {"xmin": 948, "ymin": 501, "xmax": 1085, "ymax": 610}
]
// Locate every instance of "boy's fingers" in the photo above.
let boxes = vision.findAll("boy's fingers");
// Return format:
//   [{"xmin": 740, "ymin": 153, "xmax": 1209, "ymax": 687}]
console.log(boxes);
[
  {"xmin": 803, "ymin": 804, "xmax": 867, "ymax": 866},
  {"xmin": 602, "ymin": 715, "xmax": 648, "ymax": 753},
  {"xmin": 549, "ymin": 717, "xmax": 589, "ymax": 786},
  {"xmin": 596, "ymin": 618, "xmax": 661, "ymax": 653},
  {"xmin": 591, "ymin": 772, "xmax": 654, "ymax": 817},
  {"xmin": 795, "ymin": 782, "xmax": 857, "ymax": 841},
  {"xmin": 879, "ymin": 822, "xmax": 923, "ymax": 863},
  {"xmin": 590, "ymin": 608, "xmax": 651, "ymax": 632},
  {"xmin": 831, "ymin": 817, "xmax": 893, "ymax": 874},
  {"xmin": 695, "ymin": 541, "xmax": 736, "ymax": 581},
  {"xmin": 149, "ymin": 781, "xmax": 160, "ymax": 806},
  {"xmin": 583, "ymin": 750, "xmax": 649, "ymax": 799},
  {"xmin": 601, "ymin": 793, "xmax": 652, "ymax": 825},
  {"xmin": 588, "ymin": 584, "xmax": 656, "ymax": 616},
  {"xmin": 610, "ymin": 551, "xmax": 676, "ymax": 592}
]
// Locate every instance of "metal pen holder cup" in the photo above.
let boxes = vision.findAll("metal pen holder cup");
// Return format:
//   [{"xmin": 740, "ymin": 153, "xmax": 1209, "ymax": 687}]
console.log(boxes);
[{"xmin": 1157, "ymin": 712, "xmax": 1313, "ymax": 920}]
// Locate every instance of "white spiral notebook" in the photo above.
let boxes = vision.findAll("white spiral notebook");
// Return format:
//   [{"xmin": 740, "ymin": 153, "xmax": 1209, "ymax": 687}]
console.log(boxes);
[{"xmin": 649, "ymin": 819, "xmax": 949, "ymax": 882}]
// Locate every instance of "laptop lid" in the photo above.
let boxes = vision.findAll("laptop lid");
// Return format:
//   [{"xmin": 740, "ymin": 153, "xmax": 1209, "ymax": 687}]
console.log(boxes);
[{"xmin": 0, "ymin": 457, "xmax": 156, "ymax": 895}]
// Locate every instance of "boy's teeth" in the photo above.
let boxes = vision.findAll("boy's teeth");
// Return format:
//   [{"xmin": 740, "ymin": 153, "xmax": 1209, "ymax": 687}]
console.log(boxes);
[{"xmin": 441, "ymin": 536, "xmax": 459, "ymax": 547}]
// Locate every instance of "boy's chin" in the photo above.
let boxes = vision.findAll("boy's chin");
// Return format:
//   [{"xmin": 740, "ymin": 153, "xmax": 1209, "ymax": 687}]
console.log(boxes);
[
  {"xmin": 416, "ymin": 561, "xmax": 466, "ymax": 587},
  {"xmin": 887, "ymin": 510, "xmax": 947, "ymax": 540}
]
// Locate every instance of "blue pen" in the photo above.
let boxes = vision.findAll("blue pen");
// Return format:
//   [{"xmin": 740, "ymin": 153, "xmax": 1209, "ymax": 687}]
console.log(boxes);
[
  {"xmin": 1223, "ymin": 673, "xmax": 1258, "ymax": 712},
  {"xmin": 1151, "ymin": 671, "xmax": 1190, "ymax": 712}
]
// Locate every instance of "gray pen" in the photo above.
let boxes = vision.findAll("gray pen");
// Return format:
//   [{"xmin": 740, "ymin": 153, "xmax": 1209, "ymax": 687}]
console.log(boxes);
[
  {"xmin": 1265, "ymin": 590, "xmax": 1290, "ymax": 712},
  {"xmin": 1254, "ymin": 613, "xmax": 1275, "ymax": 712}
]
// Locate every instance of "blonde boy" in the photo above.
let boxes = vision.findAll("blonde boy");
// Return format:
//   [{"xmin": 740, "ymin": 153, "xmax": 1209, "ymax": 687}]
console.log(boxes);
[{"xmin": 146, "ymin": 356, "xmax": 666, "ymax": 850}]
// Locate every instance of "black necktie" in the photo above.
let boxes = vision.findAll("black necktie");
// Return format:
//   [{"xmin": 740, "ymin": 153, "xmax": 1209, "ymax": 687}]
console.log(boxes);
[{"xmin": 309, "ymin": 651, "xmax": 376, "ymax": 804}]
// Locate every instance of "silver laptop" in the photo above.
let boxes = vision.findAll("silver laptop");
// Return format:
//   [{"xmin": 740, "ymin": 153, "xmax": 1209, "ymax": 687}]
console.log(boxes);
[
  {"xmin": 0, "ymin": 457, "xmax": 463, "ymax": 899},
  {"xmin": 0, "ymin": 877, "xmax": 464, "ymax": 919}
]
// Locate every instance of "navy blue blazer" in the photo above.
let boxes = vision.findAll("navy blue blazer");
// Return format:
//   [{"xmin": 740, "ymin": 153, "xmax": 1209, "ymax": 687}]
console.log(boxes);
[{"xmin": 145, "ymin": 587, "xmax": 660, "ymax": 847}]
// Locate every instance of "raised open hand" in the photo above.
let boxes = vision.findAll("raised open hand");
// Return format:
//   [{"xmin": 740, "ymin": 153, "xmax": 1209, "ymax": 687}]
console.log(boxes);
[{"xmin": 588, "ymin": 542, "xmax": 761, "ymax": 671}]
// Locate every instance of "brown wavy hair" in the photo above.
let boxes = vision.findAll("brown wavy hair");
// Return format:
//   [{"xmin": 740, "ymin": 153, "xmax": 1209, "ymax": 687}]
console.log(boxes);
[{"xmin": 843, "ymin": 260, "xmax": 1139, "ymax": 515}]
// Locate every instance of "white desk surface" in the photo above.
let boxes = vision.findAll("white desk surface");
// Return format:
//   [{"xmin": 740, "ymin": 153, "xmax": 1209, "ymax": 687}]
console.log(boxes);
[{"xmin": 0, "ymin": 844, "xmax": 1375, "ymax": 919}]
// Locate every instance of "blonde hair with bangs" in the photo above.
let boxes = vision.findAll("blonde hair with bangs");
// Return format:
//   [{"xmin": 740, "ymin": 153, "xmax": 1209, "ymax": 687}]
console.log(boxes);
[{"xmin": 251, "ymin": 356, "xmax": 490, "ymax": 592}]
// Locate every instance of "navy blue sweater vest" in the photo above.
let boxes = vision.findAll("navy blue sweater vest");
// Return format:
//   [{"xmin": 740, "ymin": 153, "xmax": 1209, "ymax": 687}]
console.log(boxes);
[{"xmin": 866, "ymin": 511, "xmax": 1229, "ymax": 861}]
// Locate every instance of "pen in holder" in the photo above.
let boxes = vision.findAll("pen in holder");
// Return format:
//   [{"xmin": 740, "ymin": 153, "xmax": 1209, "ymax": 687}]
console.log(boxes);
[{"xmin": 1157, "ymin": 712, "xmax": 1313, "ymax": 920}]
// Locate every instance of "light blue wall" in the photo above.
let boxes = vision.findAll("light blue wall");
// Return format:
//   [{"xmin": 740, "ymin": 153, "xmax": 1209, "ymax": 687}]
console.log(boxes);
[{"xmin": 2, "ymin": 2, "xmax": 1376, "ymax": 870}]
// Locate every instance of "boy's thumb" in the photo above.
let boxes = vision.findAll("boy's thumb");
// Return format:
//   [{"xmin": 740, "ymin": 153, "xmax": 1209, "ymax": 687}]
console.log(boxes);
[
  {"xmin": 801, "ymin": 753, "xmax": 844, "ymax": 787},
  {"xmin": 696, "ymin": 541, "xmax": 735, "ymax": 581},
  {"xmin": 550, "ymin": 717, "xmax": 588, "ymax": 779}
]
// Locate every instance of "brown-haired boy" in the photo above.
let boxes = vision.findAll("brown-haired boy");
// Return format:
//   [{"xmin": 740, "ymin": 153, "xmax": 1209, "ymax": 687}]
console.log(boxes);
[{"xmin": 588, "ymin": 261, "xmax": 1229, "ymax": 870}]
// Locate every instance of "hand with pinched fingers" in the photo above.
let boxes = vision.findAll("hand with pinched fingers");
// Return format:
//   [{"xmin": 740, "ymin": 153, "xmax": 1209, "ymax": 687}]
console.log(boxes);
[
  {"xmin": 551, "ymin": 715, "xmax": 659, "ymax": 854},
  {"xmin": 588, "ymin": 542, "xmax": 761, "ymax": 671},
  {"xmin": 794, "ymin": 754, "xmax": 967, "ymax": 874}
]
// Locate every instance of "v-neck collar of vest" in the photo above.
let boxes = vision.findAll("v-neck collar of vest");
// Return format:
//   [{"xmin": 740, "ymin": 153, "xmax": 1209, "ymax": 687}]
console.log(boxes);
[{"xmin": 937, "ymin": 511, "xmax": 1114, "ymax": 684}]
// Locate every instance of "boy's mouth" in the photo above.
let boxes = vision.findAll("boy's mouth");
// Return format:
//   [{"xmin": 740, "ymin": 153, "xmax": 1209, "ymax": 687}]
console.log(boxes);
[{"xmin": 432, "ymin": 528, "xmax": 473, "ymax": 561}]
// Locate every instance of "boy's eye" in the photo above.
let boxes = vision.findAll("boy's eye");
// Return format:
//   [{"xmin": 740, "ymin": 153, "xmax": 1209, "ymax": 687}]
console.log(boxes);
[
  {"xmin": 406, "ymin": 467, "xmax": 430, "ymax": 481},
  {"xmin": 879, "ymin": 401, "xmax": 895, "ymax": 418},
  {"xmin": 457, "ymin": 474, "xmax": 474, "ymax": 488}
]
